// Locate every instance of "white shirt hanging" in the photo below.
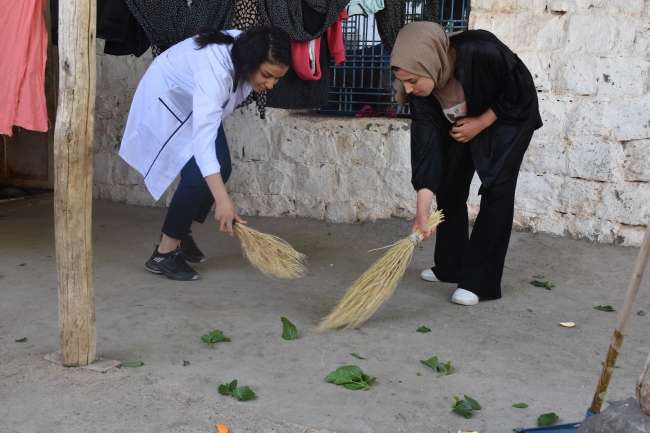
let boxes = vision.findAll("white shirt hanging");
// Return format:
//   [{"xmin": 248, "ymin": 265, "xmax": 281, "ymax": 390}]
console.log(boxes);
[{"xmin": 119, "ymin": 30, "xmax": 252, "ymax": 201}]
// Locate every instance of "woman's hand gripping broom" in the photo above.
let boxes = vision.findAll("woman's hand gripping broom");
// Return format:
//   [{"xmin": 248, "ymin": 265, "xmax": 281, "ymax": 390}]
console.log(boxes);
[
  {"xmin": 316, "ymin": 210, "xmax": 444, "ymax": 331},
  {"xmin": 233, "ymin": 222, "xmax": 307, "ymax": 279}
]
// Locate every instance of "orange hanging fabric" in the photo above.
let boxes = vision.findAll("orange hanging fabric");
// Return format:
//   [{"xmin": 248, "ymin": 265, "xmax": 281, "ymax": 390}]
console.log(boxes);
[{"xmin": 0, "ymin": 0, "xmax": 49, "ymax": 136}]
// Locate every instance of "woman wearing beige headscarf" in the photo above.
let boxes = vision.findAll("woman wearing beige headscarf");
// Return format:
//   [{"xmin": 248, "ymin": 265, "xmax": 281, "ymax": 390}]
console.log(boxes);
[{"xmin": 391, "ymin": 22, "xmax": 542, "ymax": 306}]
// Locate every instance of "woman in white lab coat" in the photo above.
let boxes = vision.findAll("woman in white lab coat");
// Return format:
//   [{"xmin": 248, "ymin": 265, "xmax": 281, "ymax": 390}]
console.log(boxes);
[{"xmin": 120, "ymin": 26, "xmax": 292, "ymax": 281}]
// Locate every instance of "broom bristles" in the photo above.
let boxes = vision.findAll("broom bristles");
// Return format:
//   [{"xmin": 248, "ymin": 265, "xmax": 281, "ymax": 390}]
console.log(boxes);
[
  {"xmin": 233, "ymin": 223, "xmax": 307, "ymax": 279},
  {"xmin": 316, "ymin": 210, "xmax": 444, "ymax": 331}
]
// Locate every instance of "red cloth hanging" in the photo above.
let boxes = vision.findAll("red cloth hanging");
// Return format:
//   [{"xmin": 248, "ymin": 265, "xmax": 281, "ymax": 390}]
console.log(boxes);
[
  {"xmin": 291, "ymin": 38, "xmax": 322, "ymax": 81},
  {"xmin": 291, "ymin": 9, "xmax": 348, "ymax": 81},
  {"xmin": 0, "ymin": 0, "xmax": 49, "ymax": 136},
  {"xmin": 326, "ymin": 9, "xmax": 348, "ymax": 66}
]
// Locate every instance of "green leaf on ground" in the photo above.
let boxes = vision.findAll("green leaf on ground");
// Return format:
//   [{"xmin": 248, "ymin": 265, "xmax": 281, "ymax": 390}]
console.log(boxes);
[
  {"xmin": 513, "ymin": 428, "xmax": 524, "ymax": 432},
  {"xmin": 594, "ymin": 305, "xmax": 615, "ymax": 312},
  {"xmin": 538, "ymin": 412, "xmax": 559, "ymax": 426},
  {"xmin": 452, "ymin": 396, "xmax": 474, "ymax": 419},
  {"xmin": 14, "ymin": 337, "xmax": 27, "ymax": 343},
  {"xmin": 530, "ymin": 280, "xmax": 555, "ymax": 290},
  {"xmin": 533, "ymin": 274, "xmax": 545, "ymax": 279},
  {"xmin": 350, "ymin": 353, "xmax": 366, "ymax": 360},
  {"xmin": 441, "ymin": 361, "xmax": 452, "ymax": 375},
  {"xmin": 200, "ymin": 329, "xmax": 231, "ymax": 348},
  {"xmin": 527, "ymin": 309, "xmax": 533, "ymax": 313},
  {"xmin": 122, "ymin": 361, "xmax": 144, "ymax": 368},
  {"xmin": 231, "ymin": 385, "xmax": 256, "ymax": 401},
  {"xmin": 420, "ymin": 356, "xmax": 439, "ymax": 371},
  {"xmin": 512, "ymin": 403, "xmax": 529, "ymax": 408},
  {"xmin": 416, "ymin": 326, "xmax": 431, "ymax": 333},
  {"xmin": 638, "ymin": 310, "xmax": 646, "ymax": 316},
  {"xmin": 464, "ymin": 395, "xmax": 481, "ymax": 410},
  {"xmin": 19, "ymin": 263, "xmax": 26, "ymax": 266},
  {"xmin": 182, "ymin": 360, "xmax": 190, "ymax": 366},
  {"xmin": 218, "ymin": 380, "xmax": 256, "ymax": 401},
  {"xmin": 325, "ymin": 365, "xmax": 375, "ymax": 391},
  {"xmin": 601, "ymin": 362, "xmax": 619, "ymax": 368},
  {"xmin": 280, "ymin": 317, "xmax": 298, "ymax": 340},
  {"xmin": 416, "ymin": 372, "xmax": 422, "ymax": 376}
]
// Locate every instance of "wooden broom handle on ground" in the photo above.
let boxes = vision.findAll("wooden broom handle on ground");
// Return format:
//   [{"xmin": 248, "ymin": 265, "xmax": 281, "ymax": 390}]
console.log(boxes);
[{"xmin": 590, "ymin": 216, "xmax": 650, "ymax": 414}]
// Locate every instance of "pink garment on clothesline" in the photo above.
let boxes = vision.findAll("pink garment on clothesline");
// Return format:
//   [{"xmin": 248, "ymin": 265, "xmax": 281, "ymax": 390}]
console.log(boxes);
[
  {"xmin": 0, "ymin": 0, "xmax": 49, "ymax": 136},
  {"xmin": 291, "ymin": 9, "xmax": 348, "ymax": 81}
]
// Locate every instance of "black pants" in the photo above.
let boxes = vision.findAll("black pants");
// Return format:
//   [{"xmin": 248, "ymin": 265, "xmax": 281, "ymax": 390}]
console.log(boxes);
[
  {"xmin": 431, "ymin": 144, "xmax": 521, "ymax": 300},
  {"xmin": 161, "ymin": 124, "xmax": 231, "ymax": 240}
]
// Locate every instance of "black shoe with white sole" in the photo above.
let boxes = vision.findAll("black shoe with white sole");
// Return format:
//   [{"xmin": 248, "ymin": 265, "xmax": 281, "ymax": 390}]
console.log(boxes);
[
  {"xmin": 179, "ymin": 231, "xmax": 205, "ymax": 263},
  {"xmin": 145, "ymin": 245, "xmax": 199, "ymax": 281}
]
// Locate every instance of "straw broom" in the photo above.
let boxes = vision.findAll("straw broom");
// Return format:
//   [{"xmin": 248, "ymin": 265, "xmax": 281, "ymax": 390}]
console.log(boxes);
[
  {"xmin": 233, "ymin": 222, "xmax": 307, "ymax": 279},
  {"xmin": 316, "ymin": 210, "xmax": 444, "ymax": 331}
]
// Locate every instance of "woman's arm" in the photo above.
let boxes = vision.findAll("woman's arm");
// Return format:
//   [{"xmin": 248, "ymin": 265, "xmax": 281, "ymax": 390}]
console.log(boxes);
[
  {"xmin": 449, "ymin": 108, "xmax": 498, "ymax": 143},
  {"xmin": 205, "ymin": 173, "xmax": 247, "ymax": 235},
  {"xmin": 412, "ymin": 188, "xmax": 436, "ymax": 240}
]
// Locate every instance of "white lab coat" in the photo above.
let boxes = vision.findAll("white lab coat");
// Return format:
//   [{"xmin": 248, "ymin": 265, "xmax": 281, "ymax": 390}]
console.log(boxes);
[{"xmin": 119, "ymin": 30, "xmax": 252, "ymax": 200}]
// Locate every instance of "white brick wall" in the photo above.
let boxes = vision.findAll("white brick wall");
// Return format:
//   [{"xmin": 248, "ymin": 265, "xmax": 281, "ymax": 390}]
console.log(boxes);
[{"xmin": 93, "ymin": 0, "xmax": 650, "ymax": 246}]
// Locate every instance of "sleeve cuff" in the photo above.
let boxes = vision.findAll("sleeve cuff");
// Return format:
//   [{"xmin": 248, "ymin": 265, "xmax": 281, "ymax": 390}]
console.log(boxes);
[{"xmin": 197, "ymin": 161, "xmax": 221, "ymax": 178}]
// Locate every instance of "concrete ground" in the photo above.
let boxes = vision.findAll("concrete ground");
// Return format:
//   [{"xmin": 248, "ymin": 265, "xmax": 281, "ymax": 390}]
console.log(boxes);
[{"xmin": 1, "ymin": 195, "xmax": 649, "ymax": 433}]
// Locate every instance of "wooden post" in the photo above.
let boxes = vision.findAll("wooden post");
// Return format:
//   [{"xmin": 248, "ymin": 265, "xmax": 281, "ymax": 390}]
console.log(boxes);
[
  {"xmin": 638, "ymin": 351, "xmax": 650, "ymax": 415},
  {"xmin": 53, "ymin": 0, "xmax": 97, "ymax": 366},
  {"xmin": 590, "ymin": 216, "xmax": 650, "ymax": 414}
]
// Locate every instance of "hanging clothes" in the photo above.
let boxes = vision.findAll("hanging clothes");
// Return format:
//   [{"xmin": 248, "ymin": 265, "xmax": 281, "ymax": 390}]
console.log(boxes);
[
  {"xmin": 291, "ymin": 9, "xmax": 347, "ymax": 81},
  {"xmin": 258, "ymin": 0, "xmax": 349, "ymax": 109},
  {"xmin": 347, "ymin": 0, "xmax": 384, "ymax": 17},
  {"xmin": 0, "ymin": 0, "xmax": 49, "ymax": 136},
  {"xmin": 327, "ymin": 9, "xmax": 347, "ymax": 66},
  {"xmin": 231, "ymin": 0, "xmax": 268, "ymax": 119},
  {"xmin": 123, "ymin": 0, "xmax": 237, "ymax": 50},
  {"xmin": 376, "ymin": 0, "xmax": 442, "ymax": 54},
  {"xmin": 374, "ymin": 0, "xmax": 406, "ymax": 54},
  {"xmin": 292, "ymin": 39, "xmax": 322, "ymax": 80},
  {"xmin": 119, "ymin": 30, "xmax": 252, "ymax": 200},
  {"xmin": 52, "ymin": 0, "xmax": 154, "ymax": 56},
  {"xmin": 98, "ymin": 0, "xmax": 151, "ymax": 57}
]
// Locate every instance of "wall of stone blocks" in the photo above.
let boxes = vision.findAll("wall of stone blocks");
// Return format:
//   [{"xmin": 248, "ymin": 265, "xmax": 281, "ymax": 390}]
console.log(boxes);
[
  {"xmin": 93, "ymin": 0, "xmax": 649, "ymax": 246},
  {"xmin": 468, "ymin": 0, "xmax": 650, "ymax": 246}
]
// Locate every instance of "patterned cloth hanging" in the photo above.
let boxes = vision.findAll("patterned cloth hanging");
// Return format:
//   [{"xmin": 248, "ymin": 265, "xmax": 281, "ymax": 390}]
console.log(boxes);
[
  {"xmin": 124, "ymin": 0, "xmax": 237, "ymax": 51},
  {"xmin": 231, "ymin": 0, "xmax": 268, "ymax": 119},
  {"xmin": 257, "ymin": 0, "xmax": 349, "ymax": 109},
  {"xmin": 376, "ymin": 0, "xmax": 441, "ymax": 54}
]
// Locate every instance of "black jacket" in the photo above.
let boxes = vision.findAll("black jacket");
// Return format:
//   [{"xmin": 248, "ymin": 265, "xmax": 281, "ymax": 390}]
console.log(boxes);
[{"xmin": 409, "ymin": 30, "xmax": 543, "ymax": 199}]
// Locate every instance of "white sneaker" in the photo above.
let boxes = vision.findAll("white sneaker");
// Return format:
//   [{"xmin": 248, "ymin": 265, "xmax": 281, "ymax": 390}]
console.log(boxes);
[
  {"xmin": 420, "ymin": 269, "xmax": 440, "ymax": 282},
  {"xmin": 451, "ymin": 288, "xmax": 479, "ymax": 306}
]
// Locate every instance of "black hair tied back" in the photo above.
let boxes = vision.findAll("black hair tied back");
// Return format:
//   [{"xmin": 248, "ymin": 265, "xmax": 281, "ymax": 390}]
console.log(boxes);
[{"xmin": 194, "ymin": 26, "xmax": 292, "ymax": 85}]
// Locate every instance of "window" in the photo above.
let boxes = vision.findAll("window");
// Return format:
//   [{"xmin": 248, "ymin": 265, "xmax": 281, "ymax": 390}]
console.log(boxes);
[{"xmin": 320, "ymin": 0, "xmax": 471, "ymax": 116}]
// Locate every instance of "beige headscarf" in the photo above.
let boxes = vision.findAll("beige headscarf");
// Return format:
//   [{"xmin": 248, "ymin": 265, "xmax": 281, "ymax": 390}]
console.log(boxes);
[{"xmin": 390, "ymin": 22, "xmax": 453, "ymax": 106}]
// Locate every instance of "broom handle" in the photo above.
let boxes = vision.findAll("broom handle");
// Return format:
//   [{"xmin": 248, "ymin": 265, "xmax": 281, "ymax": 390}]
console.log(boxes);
[{"xmin": 590, "ymin": 216, "xmax": 650, "ymax": 414}]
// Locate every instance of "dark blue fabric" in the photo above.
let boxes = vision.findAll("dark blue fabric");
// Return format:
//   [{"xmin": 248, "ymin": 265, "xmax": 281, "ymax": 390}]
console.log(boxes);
[{"xmin": 161, "ymin": 124, "xmax": 231, "ymax": 240}]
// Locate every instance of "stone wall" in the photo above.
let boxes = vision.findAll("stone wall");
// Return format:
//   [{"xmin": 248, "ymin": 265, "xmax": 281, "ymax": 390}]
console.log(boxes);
[
  {"xmin": 469, "ymin": 0, "xmax": 650, "ymax": 246},
  {"xmin": 93, "ymin": 0, "xmax": 650, "ymax": 246}
]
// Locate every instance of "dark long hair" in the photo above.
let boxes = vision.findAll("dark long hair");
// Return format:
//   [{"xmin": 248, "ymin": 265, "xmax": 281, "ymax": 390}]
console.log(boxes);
[{"xmin": 194, "ymin": 26, "xmax": 292, "ymax": 85}]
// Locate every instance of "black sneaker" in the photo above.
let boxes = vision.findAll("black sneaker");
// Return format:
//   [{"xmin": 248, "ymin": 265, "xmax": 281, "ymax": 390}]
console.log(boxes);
[
  {"xmin": 145, "ymin": 245, "xmax": 199, "ymax": 281},
  {"xmin": 179, "ymin": 231, "xmax": 206, "ymax": 263}
]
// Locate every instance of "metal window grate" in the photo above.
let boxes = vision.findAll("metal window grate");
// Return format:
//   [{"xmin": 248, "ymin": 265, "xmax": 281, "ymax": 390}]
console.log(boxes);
[{"xmin": 320, "ymin": 0, "xmax": 470, "ymax": 116}]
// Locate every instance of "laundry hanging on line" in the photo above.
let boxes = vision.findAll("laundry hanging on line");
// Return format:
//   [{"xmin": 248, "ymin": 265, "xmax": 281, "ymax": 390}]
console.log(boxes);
[
  {"xmin": 347, "ymin": 0, "xmax": 385, "ymax": 17},
  {"xmin": 259, "ymin": 0, "xmax": 349, "ymax": 109},
  {"xmin": 0, "ymin": 0, "xmax": 49, "ymax": 136},
  {"xmin": 291, "ymin": 9, "xmax": 347, "ymax": 81}
]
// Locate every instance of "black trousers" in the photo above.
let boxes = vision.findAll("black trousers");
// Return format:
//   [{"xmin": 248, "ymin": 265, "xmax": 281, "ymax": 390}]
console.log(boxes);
[
  {"xmin": 161, "ymin": 124, "xmax": 231, "ymax": 240},
  {"xmin": 431, "ymin": 144, "xmax": 522, "ymax": 300}
]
